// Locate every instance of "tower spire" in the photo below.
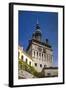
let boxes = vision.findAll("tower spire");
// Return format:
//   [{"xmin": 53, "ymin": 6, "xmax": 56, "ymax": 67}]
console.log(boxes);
[
  {"xmin": 32, "ymin": 16, "xmax": 42, "ymax": 41},
  {"xmin": 37, "ymin": 16, "xmax": 39, "ymax": 24},
  {"xmin": 36, "ymin": 17, "xmax": 40, "ymax": 29}
]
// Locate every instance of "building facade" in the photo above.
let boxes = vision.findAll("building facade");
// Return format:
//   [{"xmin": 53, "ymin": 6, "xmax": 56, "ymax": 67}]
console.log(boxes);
[{"xmin": 18, "ymin": 19, "xmax": 58, "ymax": 77}]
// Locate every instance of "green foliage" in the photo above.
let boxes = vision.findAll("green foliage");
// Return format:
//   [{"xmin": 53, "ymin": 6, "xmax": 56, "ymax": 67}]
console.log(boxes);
[{"xmin": 18, "ymin": 59, "xmax": 45, "ymax": 78}]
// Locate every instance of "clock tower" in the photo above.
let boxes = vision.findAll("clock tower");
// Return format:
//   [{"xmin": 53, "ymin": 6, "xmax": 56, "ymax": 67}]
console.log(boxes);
[{"xmin": 26, "ymin": 19, "xmax": 53, "ymax": 72}]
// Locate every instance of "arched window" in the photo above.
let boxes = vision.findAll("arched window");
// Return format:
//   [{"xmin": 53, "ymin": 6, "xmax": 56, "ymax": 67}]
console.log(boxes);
[
  {"xmin": 37, "ymin": 52, "xmax": 38, "ymax": 57},
  {"xmin": 42, "ymin": 53, "xmax": 43, "ymax": 57},
  {"xmin": 34, "ymin": 51, "xmax": 35, "ymax": 57},
  {"xmin": 18, "ymin": 52, "xmax": 20, "ymax": 58},
  {"xmin": 47, "ymin": 54, "xmax": 48, "ymax": 61},
  {"xmin": 47, "ymin": 73, "xmax": 51, "ymax": 76},
  {"xmin": 44, "ymin": 54, "xmax": 46, "ymax": 61},
  {"xmin": 26, "ymin": 58, "xmax": 27, "ymax": 63},
  {"xmin": 44, "ymin": 65, "xmax": 47, "ymax": 68},
  {"xmin": 40, "ymin": 64, "xmax": 42, "ymax": 67},
  {"xmin": 51, "ymin": 55, "xmax": 52, "ymax": 60},
  {"xmin": 29, "ymin": 61, "xmax": 31, "ymax": 66},
  {"xmin": 42, "ymin": 53, "xmax": 44, "ymax": 60},
  {"xmin": 39, "ymin": 53, "xmax": 41, "ymax": 57},
  {"xmin": 21, "ymin": 55, "xmax": 23, "ymax": 60},
  {"xmin": 35, "ymin": 63, "xmax": 37, "ymax": 67}
]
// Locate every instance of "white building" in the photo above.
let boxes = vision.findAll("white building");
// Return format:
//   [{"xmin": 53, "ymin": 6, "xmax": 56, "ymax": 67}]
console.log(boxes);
[
  {"xmin": 18, "ymin": 46, "xmax": 33, "ymax": 67},
  {"xmin": 18, "ymin": 19, "xmax": 58, "ymax": 77}
]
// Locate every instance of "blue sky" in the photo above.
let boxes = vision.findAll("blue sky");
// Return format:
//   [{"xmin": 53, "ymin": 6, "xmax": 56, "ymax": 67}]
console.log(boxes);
[{"xmin": 18, "ymin": 11, "xmax": 58, "ymax": 67}]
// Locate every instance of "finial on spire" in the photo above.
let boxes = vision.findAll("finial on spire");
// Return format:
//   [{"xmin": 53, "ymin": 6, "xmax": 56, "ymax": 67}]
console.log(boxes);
[
  {"xmin": 36, "ymin": 16, "xmax": 40, "ymax": 29},
  {"xmin": 37, "ymin": 16, "xmax": 39, "ymax": 24}
]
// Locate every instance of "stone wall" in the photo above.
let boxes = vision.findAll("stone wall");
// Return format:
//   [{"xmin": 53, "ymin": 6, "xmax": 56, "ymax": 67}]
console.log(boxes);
[{"xmin": 43, "ymin": 67, "xmax": 58, "ymax": 77}]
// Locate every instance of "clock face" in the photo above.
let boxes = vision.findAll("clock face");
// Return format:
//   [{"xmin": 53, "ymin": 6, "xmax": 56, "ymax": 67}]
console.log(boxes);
[
  {"xmin": 43, "ymin": 48, "xmax": 46, "ymax": 53},
  {"xmin": 38, "ymin": 47, "xmax": 42, "ymax": 52}
]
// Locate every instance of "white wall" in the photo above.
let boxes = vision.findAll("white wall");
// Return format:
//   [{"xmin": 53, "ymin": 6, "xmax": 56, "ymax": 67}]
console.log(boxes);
[{"xmin": 0, "ymin": 0, "xmax": 66, "ymax": 90}]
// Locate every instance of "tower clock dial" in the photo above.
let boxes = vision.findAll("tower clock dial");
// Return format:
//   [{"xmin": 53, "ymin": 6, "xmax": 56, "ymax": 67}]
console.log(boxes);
[{"xmin": 38, "ymin": 47, "xmax": 42, "ymax": 52}]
